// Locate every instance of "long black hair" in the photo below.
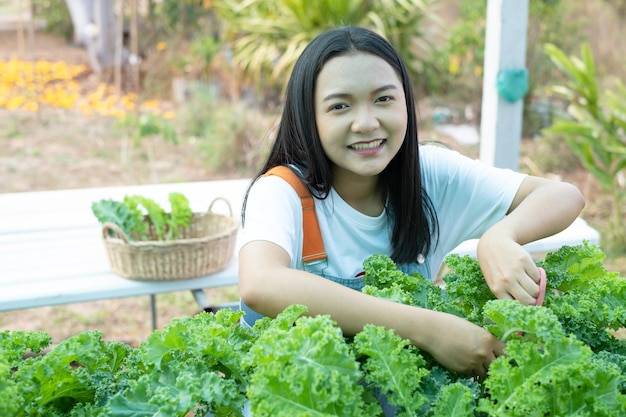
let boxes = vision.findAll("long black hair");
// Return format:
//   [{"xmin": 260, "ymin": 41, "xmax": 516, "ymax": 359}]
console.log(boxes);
[{"xmin": 243, "ymin": 26, "xmax": 438, "ymax": 264}]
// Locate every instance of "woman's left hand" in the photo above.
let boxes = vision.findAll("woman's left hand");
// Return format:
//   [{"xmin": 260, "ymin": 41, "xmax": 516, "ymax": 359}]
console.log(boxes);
[
  {"xmin": 477, "ymin": 231, "xmax": 541, "ymax": 305},
  {"xmin": 477, "ymin": 176, "xmax": 585, "ymax": 305}
]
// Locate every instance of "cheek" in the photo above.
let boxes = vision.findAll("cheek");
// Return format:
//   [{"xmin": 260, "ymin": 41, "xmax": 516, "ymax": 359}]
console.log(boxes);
[
  {"xmin": 392, "ymin": 111, "xmax": 408, "ymax": 138},
  {"xmin": 315, "ymin": 114, "xmax": 340, "ymax": 146}
]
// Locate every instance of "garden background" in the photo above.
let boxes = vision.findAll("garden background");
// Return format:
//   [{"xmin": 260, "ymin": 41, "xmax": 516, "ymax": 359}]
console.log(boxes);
[{"xmin": 1, "ymin": 0, "xmax": 625, "ymax": 347}]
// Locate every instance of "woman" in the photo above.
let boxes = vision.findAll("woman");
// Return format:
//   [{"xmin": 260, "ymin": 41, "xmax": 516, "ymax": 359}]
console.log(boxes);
[{"xmin": 238, "ymin": 26, "xmax": 585, "ymax": 377}]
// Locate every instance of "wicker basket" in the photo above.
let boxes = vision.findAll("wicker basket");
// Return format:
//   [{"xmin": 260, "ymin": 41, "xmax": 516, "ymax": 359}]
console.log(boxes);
[{"xmin": 101, "ymin": 198, "xmax": 239, "ymax": 281}]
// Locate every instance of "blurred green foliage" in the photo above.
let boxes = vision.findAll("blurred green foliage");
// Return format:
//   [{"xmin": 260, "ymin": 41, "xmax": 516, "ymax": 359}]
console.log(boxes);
[
  {"xmin": 212, "ymin": 0, "xmax": 440, "ymax": 98},
  {"xmin": 543, "ymin": 43, "xmax": 626, "ymax": 251},
  {"xmin": 32, "ymin": 0, "xmax": 73, "ymax": 41},
  {"xmin": 425, "ymin": 0, "xmax": 584, "ymax": 136}
]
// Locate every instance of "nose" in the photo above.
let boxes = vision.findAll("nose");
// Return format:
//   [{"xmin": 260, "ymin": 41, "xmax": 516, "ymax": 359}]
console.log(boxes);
[{"xmin": 351, "ymin": 104, "xmax": 380, "ymax": 133}]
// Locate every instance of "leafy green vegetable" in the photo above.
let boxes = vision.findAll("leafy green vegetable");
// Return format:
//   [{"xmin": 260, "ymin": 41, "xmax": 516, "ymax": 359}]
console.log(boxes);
[
  {"xmin": 244, "ymin": 305, "xmax": 370, "ymax": 416},
  {"xmin": 123, "ymin": 195, "xmax": 168, "ymax": 240},
  {"xmin": 91, "ymin": 199, "xmax": 145, "ymax": 239},
  {"xmin": 352, "ymin": 324, "xmax": 430, "ymax": 414},
  {"xmin": 167, "ymin": 192, "xmax": 193, "ymax": 239},
  {"xmin": 479, "ymin": 301, "xmax": 626, "ymax": 416},
  {"xmin": 539, "ymin": 241, "xmax": 626, "ymax": 353},
  {"xmin": 2, "ymin": 243, "xmax": 625, "ymax": 416},
  {"xmin": 429, "ymin": 383, "xmax": 477, "ymax": 417},
  {"xmin": 91, "ymin": 192, "xmax": 193, "ymax": 241}
]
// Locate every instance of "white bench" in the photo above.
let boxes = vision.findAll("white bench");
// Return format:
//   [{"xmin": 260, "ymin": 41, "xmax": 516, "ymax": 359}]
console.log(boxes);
[
  {"xmin": 0, "ymin": 179, "xmax": 250, "ymax": 328},
  {"xmin": 0, "ymin": 178, "xmax": 600, "ymax": 328}
]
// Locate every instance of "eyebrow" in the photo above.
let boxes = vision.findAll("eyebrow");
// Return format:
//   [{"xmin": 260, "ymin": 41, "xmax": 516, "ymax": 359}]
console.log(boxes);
[{"xmin": 321, "ymin": 84, "xmax": 398, "ymax": 102}]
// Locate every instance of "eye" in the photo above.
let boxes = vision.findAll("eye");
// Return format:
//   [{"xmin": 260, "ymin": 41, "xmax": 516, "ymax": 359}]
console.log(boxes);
[
  {"xmin": 376, "ymin": 95, "xmax": 393, "ymax": 103},
  {"xmin": 328, "ymin": 103, "xmax": 349, "ymax": 111}
]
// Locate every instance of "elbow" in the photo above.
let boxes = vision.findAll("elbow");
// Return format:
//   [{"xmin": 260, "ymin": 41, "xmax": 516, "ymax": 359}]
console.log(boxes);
[
  {"xmin": 238, "ymin": 266, "xmax": 279, "ymax": 316},
  {"xmin": 238, "ymin": 272, "xmax": 264, "ymax": 312},
  {"xmin": 568, "ymin": 182, "xmax": 586, "ymax": 215}
]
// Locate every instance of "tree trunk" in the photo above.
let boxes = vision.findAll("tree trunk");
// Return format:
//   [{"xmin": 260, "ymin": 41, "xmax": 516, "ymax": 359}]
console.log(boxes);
[{"xmin": 64, "ymin": 0, "xmax": 120, "ymax": 73}]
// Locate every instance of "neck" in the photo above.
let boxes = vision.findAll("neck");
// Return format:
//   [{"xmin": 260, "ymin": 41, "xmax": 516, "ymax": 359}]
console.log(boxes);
[{"xmin": 333, "ymin": 170, "xmax": 384, "ymax": 216}]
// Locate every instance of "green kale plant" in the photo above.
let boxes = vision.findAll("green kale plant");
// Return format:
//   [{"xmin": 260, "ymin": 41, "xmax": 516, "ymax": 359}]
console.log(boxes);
[{"xmin": 1, "ymin": 242, "xmax": 625, "ymax": 416}]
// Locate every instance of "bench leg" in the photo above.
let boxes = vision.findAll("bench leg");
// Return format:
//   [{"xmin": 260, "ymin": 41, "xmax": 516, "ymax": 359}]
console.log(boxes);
[
  {"xmin": 192, "ymin": 289, "xmax": 211, "ymax": 311},
  {"xmin": 150, "ymin": 294, "xmax": 157, "ymax": 330},
  {"xmin": 192, "ymin": 289, "xmax": 240, "ymax": 313}
]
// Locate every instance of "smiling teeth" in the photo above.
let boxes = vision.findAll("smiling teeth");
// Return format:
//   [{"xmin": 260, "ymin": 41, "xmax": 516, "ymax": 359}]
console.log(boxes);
[{"xmin": 351, "ymin": 140, "xmax": 383, "ymax": 150}]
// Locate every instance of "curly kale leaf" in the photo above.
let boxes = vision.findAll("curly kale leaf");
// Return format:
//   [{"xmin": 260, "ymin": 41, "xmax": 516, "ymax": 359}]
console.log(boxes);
[
  {"xmin": 91, "ymin": 199, "xmax": 145, "ymax": 239},
  {"xmin": 166, "ymin": 192, "xmax": 193, "ymax": 240},
  {"xmin": 106, "ymin": 309, "xmax": 253, "ymax": 416},
  {"xmin": 0, "ymin": 357, "xmax": 22, "ymax": 416},
  {"xmin": 138, "ymin": 308, "xmax": 254, "ymax": 386},
  {"xmin": 362, "ymin": 254, "xmax": 462, "ymax": 317},
  {"xmin": 482, "ymin": 300, "xmax": 565, "ymax": 344},
  {"xmin": 0, "ymin": 330, "xmax": 51, "ymax": 368},
  {"xmin": 480, "ymin": 299, "xmax": 626, "ymax": 416},
  {"xmin": 11, "ymin": 330, "xmax": 132, "ymax": 417},
  {"xmin": 441, "ymin": 254, "xmax": 496, "ymax": 325},
  {"xmin": 429, "ymin": 382, "xmax": 478, "ymax": 417},
  {"xmin": 352, "ymin": 324, "xmax": 430, "ymax": 415},
  {"xmin": 479, "ymin": 337, "xmax": 626, "ymax": 416},
  {"xmin": 106, "ymin": 356, "xmax": 245, "ymax": 417},
  {"xmin": 539, "ymin": 241, "xmax": 626, "ymax": 351},
  {"xmin": 244, "ymin": 305, "xmax": 370, "ymax": 416}
]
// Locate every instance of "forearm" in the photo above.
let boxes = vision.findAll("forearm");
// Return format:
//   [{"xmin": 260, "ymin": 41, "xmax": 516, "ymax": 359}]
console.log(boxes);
[
  {"xmin": 241, "ymin": 260, "xmax": 432, "ymax": 343},
  {"xmin": 486, "ymin": 179, "xmax": 585, "ymax": 245},
  {"xmin": 239, "ymin": 242, "xmax": 504, "ymax": 375}
]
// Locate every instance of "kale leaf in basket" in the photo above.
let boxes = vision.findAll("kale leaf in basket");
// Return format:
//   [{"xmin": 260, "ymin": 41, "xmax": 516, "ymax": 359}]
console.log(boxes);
[{"xmin": 91, "ymin": 192, "xmax": 192, "ymax": 241}]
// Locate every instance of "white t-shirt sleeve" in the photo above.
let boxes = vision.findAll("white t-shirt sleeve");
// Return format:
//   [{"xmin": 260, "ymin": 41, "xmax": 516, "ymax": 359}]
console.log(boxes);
[
  {"xmin": 420, "ymin": 145, "xmax": 527, "ymax": 255},
  {"xmin": 239, "ymin": 176, "xmax": 303, "ymax": 267}
]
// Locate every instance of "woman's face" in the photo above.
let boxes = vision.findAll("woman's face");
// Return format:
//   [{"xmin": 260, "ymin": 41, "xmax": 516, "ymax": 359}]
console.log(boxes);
[{"xmin": 314, "ymin": 52, "xmax": 407, "ymax": 179}]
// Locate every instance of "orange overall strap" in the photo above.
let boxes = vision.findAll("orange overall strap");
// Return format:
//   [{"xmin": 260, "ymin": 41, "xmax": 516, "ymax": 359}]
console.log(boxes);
[{"xmin": 263, "ymin": 166, "xmax": 327, "ymax": 264}]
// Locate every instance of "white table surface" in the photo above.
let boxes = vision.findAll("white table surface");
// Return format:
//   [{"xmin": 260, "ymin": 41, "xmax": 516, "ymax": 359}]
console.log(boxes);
[
  {"xmin": 0, "ymin": 177, "xmax": 600, "ymax": 312},
  {"xmin": 0, "ymin": 179, "xmax": 251, "ymax": 311}
]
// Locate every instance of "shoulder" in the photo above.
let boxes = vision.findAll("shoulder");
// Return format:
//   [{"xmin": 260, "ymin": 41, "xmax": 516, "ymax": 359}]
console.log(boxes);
[
  {"xmin": 419, "ymin": 143, "xmax": 472, "ymax": 167},
  {"xmin": 419, "ymin": 143, "xmax": 526, "ymax": 200},
  {"xmin": 244, "ymin": 175, "xmax": 304, "ymax": 218},
  {"xmin": 418, "ymin": 143, "xmax": 472, "ymax": 188}
]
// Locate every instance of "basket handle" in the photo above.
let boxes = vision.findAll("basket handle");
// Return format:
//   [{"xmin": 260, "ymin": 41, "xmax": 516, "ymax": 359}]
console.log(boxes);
[
  {"xmin": 208, "ymin": 197, "xmax": 233, "ymax": 217},
  {"xmin": 102, "ymin": 222, "xmax": 131, "ymax": 242}
]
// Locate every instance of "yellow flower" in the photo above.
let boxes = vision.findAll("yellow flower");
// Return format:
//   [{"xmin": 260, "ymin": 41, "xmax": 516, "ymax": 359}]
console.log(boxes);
[
  {"xmin": 448, "ymin": 55, "xmax": 460, "ymax": 75},
  {"xmin": 6, "ymin": 96, "xmax": 26, "ymax": 110},
  {"xmin": 141, "ymin": 99, "xmax": 159, "ymax": 110},
  {"xmin": 156, "ymin": 42, "xmax": 167, "ymax": 51},
  {"xmin": 162, "ymin": 110, "xmax": 176, "ymax": 120},
  {"xmin": 23, "ymin": 101, "xmax": 38, "ymax": 111},
  {"xmin": 109, "ymin": 108, "xmax": 126, "ymax": 118}
]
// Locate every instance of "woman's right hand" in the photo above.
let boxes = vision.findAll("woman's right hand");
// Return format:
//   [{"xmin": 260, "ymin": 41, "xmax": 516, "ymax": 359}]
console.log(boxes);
[{"xmin": 424, "ymin": 312, "xmax": 505, "ymax": 377}]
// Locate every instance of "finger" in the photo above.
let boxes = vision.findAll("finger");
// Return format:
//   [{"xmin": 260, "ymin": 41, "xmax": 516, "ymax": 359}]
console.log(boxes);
[
  {"xmin": 525, "ymin": 263, "xmax": 541, "ymax": 284},
  {"xmin": 493, "ymin": 340, "xmax": 506, "ymax": 357},
  {"xmin": 518, "ymin": 273, "xmax": 540, "ymax": 298},
  {"xmin": 508, "ymin": 284, "xmax": 536, "ymax": 306},
  {"xmin": 497, "ymin": 291, "xmax": 515, "ymax": 301},
  {"xmin": 473, "ymin": 367, "xmax": 487, "ymax": 379}
]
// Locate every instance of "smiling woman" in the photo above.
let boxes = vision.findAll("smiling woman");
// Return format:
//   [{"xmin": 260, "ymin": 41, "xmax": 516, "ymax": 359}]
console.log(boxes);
[{"xmin": 237, "ymin": 27, "xmax": 586, "ymax": 409}]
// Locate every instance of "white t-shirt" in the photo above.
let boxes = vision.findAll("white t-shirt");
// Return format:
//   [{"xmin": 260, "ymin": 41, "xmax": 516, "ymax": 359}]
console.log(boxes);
[{"xmin": 239, "ymin": 145, "xmax": 526, "ymax": 284}]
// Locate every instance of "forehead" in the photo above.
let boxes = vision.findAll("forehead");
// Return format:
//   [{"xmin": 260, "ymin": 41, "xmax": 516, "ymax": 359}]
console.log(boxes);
[{"xmin": 315, "ymin": 52, "xmax": 403, "ymax": 95}]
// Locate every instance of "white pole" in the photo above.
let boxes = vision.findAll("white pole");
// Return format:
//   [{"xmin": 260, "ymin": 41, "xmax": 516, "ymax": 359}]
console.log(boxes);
[{"xmin": 479, "ymin": 0, "xmax": 529, "ymax": 170}]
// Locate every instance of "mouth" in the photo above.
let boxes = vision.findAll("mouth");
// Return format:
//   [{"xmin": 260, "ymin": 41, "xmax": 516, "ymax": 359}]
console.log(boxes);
[{"xmin": 348, "ymin": 139, "xmax": 385, "ymax": 151}]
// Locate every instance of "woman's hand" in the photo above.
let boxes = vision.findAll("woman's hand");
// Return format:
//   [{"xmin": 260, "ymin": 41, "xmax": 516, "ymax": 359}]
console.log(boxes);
[
  {"xmin": 477, "ymin": 230, "xmax": 540, "ymax": 305},
  {"xmin": 424, "ymin": 312, "xmax": 505, "ymax": 377},
  {"xmin": 477, "ymin": 176, "xmax": 584, "ymax": 305}
]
